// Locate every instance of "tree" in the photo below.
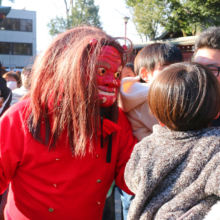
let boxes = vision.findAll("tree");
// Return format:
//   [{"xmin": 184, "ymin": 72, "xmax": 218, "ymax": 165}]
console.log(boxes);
[
  {"xmin": 125, "ymin": 0, "xmax": 167, "ymax": 41},
  {"xmin": 125, "ymin": 0, "xmax": 220, "ymax": 39},
  {"xmin": 48, "ymin": 0, "xmax": 102, "ymax": 36},
  {"xmin": 164, "ymin": 0, "xmax": 220, "ymax": 36},
  {"xmin": 0, "ymin": 0, "xmax": 14, "ymax": 5}
]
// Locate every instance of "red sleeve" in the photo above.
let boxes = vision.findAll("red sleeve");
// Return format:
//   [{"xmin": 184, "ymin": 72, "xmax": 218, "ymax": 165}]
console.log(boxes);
[
  {"xmin": 0, "ymin": 102, "xmax": 27, "ymax": 194},
  {"xmin": 114, "ymin": 109, "xmax": 137, "ymax": 195}
]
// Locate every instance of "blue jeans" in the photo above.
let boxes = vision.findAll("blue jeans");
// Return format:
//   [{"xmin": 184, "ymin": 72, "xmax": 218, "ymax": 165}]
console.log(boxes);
[{"xmin": 117, "ymin": 188, "xmax": 134, "ymax": 220}]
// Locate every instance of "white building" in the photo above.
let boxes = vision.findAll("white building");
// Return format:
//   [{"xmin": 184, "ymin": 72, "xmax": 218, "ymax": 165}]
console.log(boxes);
[{"xmin": 0, "ymin": 9, "xmax": 36, "ymax": 69}]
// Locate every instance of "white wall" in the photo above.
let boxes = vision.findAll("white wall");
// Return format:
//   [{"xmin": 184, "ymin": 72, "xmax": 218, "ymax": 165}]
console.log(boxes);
[{"xmin": 0, "ymin": 9, "xmax": 36, "ymax": 68}]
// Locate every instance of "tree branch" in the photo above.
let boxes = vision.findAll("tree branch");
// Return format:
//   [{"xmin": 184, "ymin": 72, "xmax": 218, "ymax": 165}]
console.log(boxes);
[
  {"xmin": 70, "ymin": 0, "xmax": 73, "ymax": 15},
  {"xmin": 64, "ymin": 0, "xmax": 69, "ymax": 19}
]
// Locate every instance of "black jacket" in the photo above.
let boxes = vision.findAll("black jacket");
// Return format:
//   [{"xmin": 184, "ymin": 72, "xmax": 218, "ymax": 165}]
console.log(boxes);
[
  {"xmin": 212, "ymin": 116, "xmax": 220, "ymax": 127},
  {"xmin": 0, "ymin": 76, "xmax": 12, "ymax": 117}
]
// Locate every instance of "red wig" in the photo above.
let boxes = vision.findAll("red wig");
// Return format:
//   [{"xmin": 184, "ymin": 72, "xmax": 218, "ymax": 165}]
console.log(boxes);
[{"xmin": 28, "ymin": 26, "xmax": 132, "ymax": 157}]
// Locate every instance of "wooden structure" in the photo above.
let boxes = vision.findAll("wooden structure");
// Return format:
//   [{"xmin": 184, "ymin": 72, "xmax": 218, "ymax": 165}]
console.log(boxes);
[{"xmin": 132, "ymin": 36, "xmax": 198, "ymax": 62}]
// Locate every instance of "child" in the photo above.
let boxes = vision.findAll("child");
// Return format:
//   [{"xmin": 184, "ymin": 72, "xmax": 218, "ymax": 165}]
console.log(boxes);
[
  {"xmin": 119, "ymin": 43, "xmax": 183, "ymax": 220},
  {"xmin": 125, "ymin": 62, "xmax": 220, "ymax": 220},
  {"xmin": 121, "ymin": 63, "xmax": 136, "ymax": 79},
  {"xmin": 120, "ymin": 43, "xmax": 183, "ymax": 141}
]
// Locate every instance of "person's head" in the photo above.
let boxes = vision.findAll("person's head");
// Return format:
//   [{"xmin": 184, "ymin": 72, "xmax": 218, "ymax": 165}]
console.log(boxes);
[
  {"xmin": 135, "ymin": 43, "xmax": 183, "ymax": 82},
  {"xmin": 3, "ymin": 71, "xmax": 21, "ymax": 90},
  {"xmin": 148, "ymin": 62, "xmax": 220, "ymax": 131},
  {"xmin": 29, "ymin": 26, "xmax": 132, "ymax": 157},
  {"xmin": 0, "ymin": 62, "xmax": 6, "ymax": 77},
  {"xmin": 121, "ymin": 63, "xmax": 136, "ymax": 79},
  {"xmin": 194, "ymin": 27, "xmax": 220, "ymax": 83},
  {"xmin": 21, "ymin": 66, "xmax": 32, "ymax": 89},
  {"xmin": 16, "ymin": 71, "xmax": 21, "ymax": 76}
]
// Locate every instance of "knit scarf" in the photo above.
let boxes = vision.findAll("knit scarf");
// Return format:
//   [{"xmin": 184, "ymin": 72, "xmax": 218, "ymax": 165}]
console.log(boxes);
[{"xmin": 125, "ymin": 125, "xmax": 220, "ymax": 220}]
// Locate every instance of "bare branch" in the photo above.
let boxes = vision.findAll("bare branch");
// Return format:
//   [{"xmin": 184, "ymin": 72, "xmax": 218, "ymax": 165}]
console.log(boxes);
[
  {"xmin": 70, "ymin": 0, "xmax": 74, "ymax": 15},
  {"xmin": 64, "ymin": 0, "xmax": 69, "ymax": 19}
]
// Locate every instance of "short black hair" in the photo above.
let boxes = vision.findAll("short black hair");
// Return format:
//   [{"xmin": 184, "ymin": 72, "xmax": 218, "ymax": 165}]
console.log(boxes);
[
  {"xmin": 134, "ymin": 43, "xmax": 183, "ymax": 76},
  {"xmin": 125, "ymin": 63, "xmax": 134, "ymax": 72},
  {"xmin": 194, "ymin": 27, "xmax": 220, "ymax": 52}
]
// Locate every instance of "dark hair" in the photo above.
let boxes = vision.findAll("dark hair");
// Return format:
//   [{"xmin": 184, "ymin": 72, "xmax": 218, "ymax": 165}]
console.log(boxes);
[
  {"xmin": 148, "ymin": 62, "xmax": 220, "ymax": 131},
  {"xmin": 194, "ymin": 27, "xmax": 220, "ymax": 52},
  {"xmin": 16, "ymin": 71, "xmax": 21, "ymax": 76},
  {"xmin": 125, "ymin": 63, "xmax": 134, "ymax": 73},
  {"xmin": 3, "ymin": 71, "xmax": 22, "ymax": 87},
  {"xmin": 134, "ymin": 43, "xmax": 183, "ymax": 76}
]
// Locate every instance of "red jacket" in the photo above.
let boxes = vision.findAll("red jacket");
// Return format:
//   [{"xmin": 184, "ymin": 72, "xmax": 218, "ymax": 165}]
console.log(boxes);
[{"xmin": 0, "ymin": 100, "xmax": 137, "ymax": 220}]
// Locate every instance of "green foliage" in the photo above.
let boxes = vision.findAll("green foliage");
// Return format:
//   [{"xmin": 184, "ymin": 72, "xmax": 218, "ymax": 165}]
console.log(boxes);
[
  {"xmin": 0, "ymin": 0, "xmax": 14, "ymax": 5},
  {"xmin": 71, "ymin": 0, "xmax": 101, "ymax": 27},
  {"xmin": 125, "ymin": 0, "xmax": 220, "ymax": 39},
  {"xmin": 125, "ymin": 0, "xmax": 144, "ymax": 7},
  {"xmin": 47, "ymin": 16, "xmax": 68, "ymax": 37},
  {"xmin": 164, "ymin": 0, "xmax": 220, "ymax": 36},
  {"xmin": 48, "ymin": 0, "xmax": 102, "ymax": 36},
  {"xmin": 126, "ymin": 0, "xmax": 168, "ymax": 40}
]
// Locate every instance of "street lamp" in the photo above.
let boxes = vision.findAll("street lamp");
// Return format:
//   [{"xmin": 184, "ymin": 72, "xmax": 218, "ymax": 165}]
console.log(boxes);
[{"xmin": 123, "ymin": 16, "xmax": 130, "ymax": 45}]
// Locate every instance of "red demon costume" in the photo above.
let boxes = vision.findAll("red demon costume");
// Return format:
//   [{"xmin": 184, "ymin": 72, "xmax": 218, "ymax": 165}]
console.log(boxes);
[{"xmin": 0, "ymin": 26, "xmax": 136, "ymax": 220}]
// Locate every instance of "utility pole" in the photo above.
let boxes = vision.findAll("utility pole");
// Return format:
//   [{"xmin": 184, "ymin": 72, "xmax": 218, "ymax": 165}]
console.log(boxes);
[{"xmin": 123, "ymin": 16, "xmax": 130, "ymax": 45}]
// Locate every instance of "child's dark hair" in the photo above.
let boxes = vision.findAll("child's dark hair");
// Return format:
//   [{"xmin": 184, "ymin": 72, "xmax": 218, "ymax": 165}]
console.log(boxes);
[
  {"xmin": 135, "ymin": 43, "xmax": 183, "ymax": 76},
  {"xmin": 125, "ymin": 63, "xmax": 135, "ymax": 73},
  {"xmin": 148, "ymin": 62, "xmax": 220, "ymax": 131}
]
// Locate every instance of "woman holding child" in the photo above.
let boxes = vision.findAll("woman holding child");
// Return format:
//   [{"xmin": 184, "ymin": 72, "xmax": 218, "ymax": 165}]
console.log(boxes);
[{"xmin": 125, "ymin": 62, "xmax": 220, "ymax": 220}]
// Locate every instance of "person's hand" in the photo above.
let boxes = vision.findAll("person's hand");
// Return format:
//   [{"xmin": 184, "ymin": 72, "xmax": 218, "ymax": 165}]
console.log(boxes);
[{"xmin": 0, "ymin": 97, "xmax": 4, "ymax": 108}]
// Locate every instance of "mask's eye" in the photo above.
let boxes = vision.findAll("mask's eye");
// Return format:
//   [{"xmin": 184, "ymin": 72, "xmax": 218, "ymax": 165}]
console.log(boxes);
[
  {"xmin": 97, "ymin": 67, "xmax": 106, "ymax": 75},
  {"xmin": 114, "ymin": 72, "xmax": 120, "ymax": 79}
]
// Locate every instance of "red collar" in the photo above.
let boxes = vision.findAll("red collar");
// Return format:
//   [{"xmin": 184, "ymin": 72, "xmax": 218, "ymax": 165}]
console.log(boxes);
[{"xmin": 98, "ymin": 117, "xmax": 121, "ymax": 137}]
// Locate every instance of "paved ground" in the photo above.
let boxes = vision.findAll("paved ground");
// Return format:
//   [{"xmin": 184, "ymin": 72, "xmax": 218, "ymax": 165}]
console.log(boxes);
[{"xmin": 115, "ymin": 188, "xmax": 122, "ymax": 220}]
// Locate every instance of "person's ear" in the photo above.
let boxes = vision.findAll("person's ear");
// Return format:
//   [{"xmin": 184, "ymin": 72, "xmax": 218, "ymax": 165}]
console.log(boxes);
[
  {"xmin": 214, "ymin": 113, "xmax": 220, "ymax": 119},
  {"xmin": 140, "ymin": 67, "xmax": 150, "ymax": 82}
]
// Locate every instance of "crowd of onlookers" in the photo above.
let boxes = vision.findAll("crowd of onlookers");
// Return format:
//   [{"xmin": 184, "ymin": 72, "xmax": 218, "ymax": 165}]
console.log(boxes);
[
  {"xmin": 0, "ymin": 66, "xmax": 32, "ymax": 219},
  {"xmin": 0, "ymin": 25, "xmax": 220, "ymax": 220},
  {"xmin": 104, "ymin": 26, "xmax": 220, "ymax": 220},
  {"xmin": 100, "ymin": 26, "xmax": 220, "ymax": 220},
  {"xmin": 0, "ymin": 66, "xmax": 31, "ymax": 114}
]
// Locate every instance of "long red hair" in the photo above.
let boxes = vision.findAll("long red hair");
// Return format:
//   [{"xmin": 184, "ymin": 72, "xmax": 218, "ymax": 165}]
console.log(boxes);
[{"xmin": 28, "ymin": 26, "xmax": 132, "ymax": 157}]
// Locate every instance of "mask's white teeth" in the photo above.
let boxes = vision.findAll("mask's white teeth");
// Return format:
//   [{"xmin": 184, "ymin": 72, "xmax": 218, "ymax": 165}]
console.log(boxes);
[
  {"xmin": 98, "ymin": 90, "xmax": 115, "ymax": 96},
  {"xmin": 102, "ymin": 97, "xmax": 107, "ymax": 103}
]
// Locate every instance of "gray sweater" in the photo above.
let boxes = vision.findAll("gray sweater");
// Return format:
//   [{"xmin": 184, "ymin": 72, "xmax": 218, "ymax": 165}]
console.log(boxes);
[{"xmin": 125, "ymin": 125, "xmax": 220, "ymax": 220}]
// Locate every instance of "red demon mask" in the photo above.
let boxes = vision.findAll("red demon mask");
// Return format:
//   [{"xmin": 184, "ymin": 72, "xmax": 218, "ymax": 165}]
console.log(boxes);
[{"xmin": 96, "ymin": 46, "xmax": 121, "ymax": 107}]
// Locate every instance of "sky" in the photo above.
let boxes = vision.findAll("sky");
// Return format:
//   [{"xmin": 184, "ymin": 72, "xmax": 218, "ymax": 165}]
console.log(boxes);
[{"xmin": 2, "ymin": 0, "xmax": 142, "ymax": 52}]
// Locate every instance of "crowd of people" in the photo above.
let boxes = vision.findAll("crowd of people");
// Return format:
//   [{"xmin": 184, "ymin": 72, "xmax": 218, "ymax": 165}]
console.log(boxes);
[
  {"xmin": 0, "ymin": 67, "xmax": 31, "ymax": 113},
  {"xmin": 0, "ymin": 25, "xmax": 220, "ymax": 220}
]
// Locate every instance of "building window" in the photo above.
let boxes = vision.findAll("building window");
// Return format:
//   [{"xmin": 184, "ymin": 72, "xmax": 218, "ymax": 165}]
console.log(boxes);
[
  {"xmin": 0, "ymin": 18, "xmax": 32, "ymax": 32},
  {"xmin": 13, "ymin": 43, "xmax": 32, "ymax": 55},
  {"xmin": 0, "ymin": 42, "xmax": 10, "ymax": 54},
  {"xmin": 0, "ymin": 42, "xmax": 32, "ymax": 55}
]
